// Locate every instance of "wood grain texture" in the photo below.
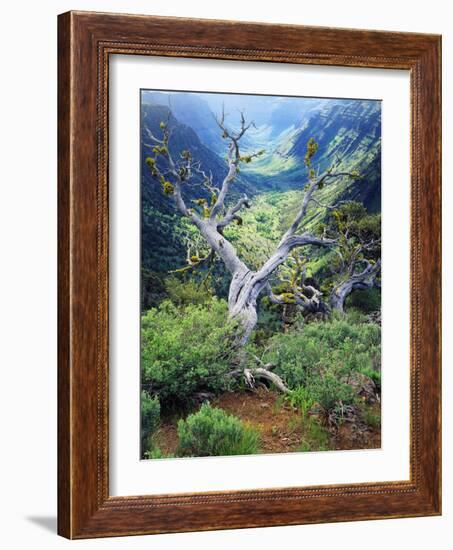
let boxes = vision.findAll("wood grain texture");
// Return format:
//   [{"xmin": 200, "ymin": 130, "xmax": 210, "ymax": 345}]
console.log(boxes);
[
  {"xmin": 57, "ymin": 10, "xmax": 442, "ymax": 539},
  {"xmin": 57, "ymin": 11, "xmax": 72, "ymax": 538}
]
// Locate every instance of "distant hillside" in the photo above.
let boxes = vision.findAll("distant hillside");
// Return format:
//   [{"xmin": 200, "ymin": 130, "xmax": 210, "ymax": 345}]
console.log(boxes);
[
  {"xmin": 142, "ymin": 92, "xmax": 227, "ymax": 154},
  {"xmin": 141, "ymin": 102, "xmax": 255, "ymax": 305},
  {"xmin": 290, "ymin": 100, "xmax": 381, "ymax": 212},
  {"xmin": 242, "ymin": 99, "xmax": 381, "ymax": 213}
]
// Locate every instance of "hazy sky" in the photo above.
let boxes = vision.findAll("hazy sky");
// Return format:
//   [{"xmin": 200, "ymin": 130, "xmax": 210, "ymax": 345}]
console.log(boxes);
[{"xmin": 141, "ymin": 89, "xmax": 380, "ymax": 130}]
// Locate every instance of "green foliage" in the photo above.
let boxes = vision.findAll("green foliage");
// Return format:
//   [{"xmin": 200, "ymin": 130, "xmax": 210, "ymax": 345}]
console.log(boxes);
[
  {"xmin": 362, "ymin": 407, "xmax": 381, "ymax": 429},
  {"xmin": 152, "ymin": 145, "xmax": 168, "ymax": 156},
  {"xmin": 162, "ymin": 181, "xmax": 174, "ymax": 195},
  {"xmin": 346, "ymin": 287, "xmax": 381, "ymax": 313},
  {"xmin": 158, "ymin": 182, "xmax": 172, "ymax": 195},
  {"xmin": 141, "ymin": 206, "xmax": 194, "ymax": 284},
  {"xmin": 280, "ymin": 292, "xmax": 297, "ymax": 304},
  {"xmin": 177, "ymin": 403, "xmax": 260, "ymax": 457},
  {"xmin": 141, "ymin": 298, "xmax": 240, "ymax": 408},
  {"xmin": 302, "ymin": 202, "xmax": 381, "ymax": 312},
  {"xmin": 336, "ymin": 307, "xmax": 368, "ymax": 324},
  {"xmin": 240, "ymin": 155, "xmax": 253, "ymax": 163},
  {"xmin": 140, "ymin": 391, "xmax": 161, "ymax": 454},
  {"xmin": 141, "ymin": 391, "xmax": 161, "ymax": 437},
  {"xmin": 288, "ymin": 375, "xmax": 354, "ymax": 417},
  {"xmin": 324, "ymin": 202, "xmax": 381, "ymax": 266},
  {"xmin": 304, "ymin": 137, "xmax": 319, "ymax": 167},
  {"xmin": 252, "ymin": 301, "xmax": 284, "ymax": 344},
  {"xmin": 144, "ymin": 447, "xmax": 163, "ymax": 459},
  {"xmin": 298, "ymin": 416, "xmax": 330, "ymax": 452},
  {"xmin": 223, "ymin": 191, "xmax": 300, "ymax": 270},
  {"xmin": 261, "ymin": 315, "xmax": 380, "ymax": 407},
  {"xmin": 306, "ymin": 371, "xmax": 355, "ymax": 412},
  {"xmin": 287, "ymin": 386, "xmax": 314, "ymax": 414},
  {"xmin": 164, "ymin": 277, "xmax": 213, "ymax": 307},
  {"xmin": 359, "ymin": 365, "xmax": 381, "ymax": 391},
  {"xmin": 141, "ymin": 268, "xmax": 166, "ymax": 310},
  {"xmin": 144, "ymin": 447, "xmax": 175, "ymax": 460}
]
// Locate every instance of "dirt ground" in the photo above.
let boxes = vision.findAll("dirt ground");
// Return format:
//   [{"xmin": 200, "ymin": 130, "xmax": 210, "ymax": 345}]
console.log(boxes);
[{"xmin": 155, "ymin": 388, "xmax": 381, "ymax": 456}]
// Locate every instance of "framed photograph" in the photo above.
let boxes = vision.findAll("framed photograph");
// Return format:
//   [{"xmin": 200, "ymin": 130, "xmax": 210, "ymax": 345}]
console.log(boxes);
[{"xmin": 58, "ymin": 11, "xmax": 441, "ymax": 539}]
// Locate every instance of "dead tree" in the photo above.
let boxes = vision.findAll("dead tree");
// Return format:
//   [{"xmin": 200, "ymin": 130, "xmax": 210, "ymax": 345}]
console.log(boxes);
[{"xmin": 144, "ymin": 110, "xmax": 362, "ymax": 389}]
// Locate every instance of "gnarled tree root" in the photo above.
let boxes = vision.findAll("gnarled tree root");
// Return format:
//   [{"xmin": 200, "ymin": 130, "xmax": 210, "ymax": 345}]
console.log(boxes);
[
  {"xmin": 243, "ymin": 367, "xmax": 292, "ymax": 394},
  {"xmin": 229, "ymin": 358, "xmax": 292, "ymax": 394}
]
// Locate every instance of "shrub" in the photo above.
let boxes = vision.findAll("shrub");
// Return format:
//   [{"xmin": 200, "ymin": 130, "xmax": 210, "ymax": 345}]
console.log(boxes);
[
  {"xmin": 252, "ymin": 301, "xmax": 285, "ymax": 343},
  {"xmin": 359, "ymin": 365, "xmax": 381, "ymax": 391},
  {"xmin": 306, "ymin": 371, "xmax": 355, "ymax": 412},
  {"xmin": 287, "ymin": 386, "xmax": 315, "ymax": 413},
  {"xmin": 164, "ymin": 277, "xmax": 213, "ymax": 307},
  {"xmin": 264, "ymin": 315, "xmax": 380, "ymax": 416},
  {"xmin": 339, "ymin": 307, "xmax": 368, "ymax": 325},
  {"xmin": 140, "ymin": 391, "xmax": 160, "ymax": 454},
  {"xmin": 288, "ymin": 373, "xmax": 354, "ymax": 417},
  {"xmin": 298, "ymin": 416, "xmax": 330, "ymax": 452},
  {"xmin": 346, "ymin": 287, "xmax": 381, "ymax": 313},
  {"xmin": 141, "ymin": 298, "xmax": 239, "ymax": 409},
  {"xmin": 261, "ymin": 315, "xmax": 381, "ymax": 390},
  {"xmin": 141, "ymin": 391, "xmax": 160, "ymax": 435},
  {"xmin": 177, "ymin": 403, "xmax": 260, "ymax": 457},
  {"xmin": 362, "ymin": 407, "xmax": 381, "ymax": 429}
]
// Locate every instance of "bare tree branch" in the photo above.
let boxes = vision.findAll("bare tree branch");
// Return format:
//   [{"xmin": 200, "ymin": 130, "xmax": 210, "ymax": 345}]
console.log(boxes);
[
  {"xmin": 217, "ymin": 194, "xmax": 251, "ymax": 228},
  {"xmin": 209, "ymin": 109, "xmax": 254, "ymax": 218},
  {"xmin": 266, "ymin": 282, "xmax": 323, "ymax": 311},
  {"xmin": 278, "ymin": 169, "xmax": 359, "ymax": 246},
  {"xmin": 310, "ymin": 198, "xmax": 353, "ymax": 211},
  {"xmin": 330, "ymin": 259, "xmax": 381, "ymax": 313},
  {"xmin": 243, "ymin": 367, "xmax": 292, "ymax": 394},
  {"xmin": 169, "ymin": 248, "xmax": 215, "ymax": 274}
]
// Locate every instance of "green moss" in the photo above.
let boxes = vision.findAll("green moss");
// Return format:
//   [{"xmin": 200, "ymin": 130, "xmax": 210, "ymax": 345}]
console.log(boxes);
[
  {"xmin": 280, "ymin": 292, "xmax": 296, "ymax": 304},
  {"xmin": 304, "ymin": 137, "xmax": 319, "ymax": 167},
  {"xmin": 162, "ymin": 181, "xmax": 174, "ymax": 195}
]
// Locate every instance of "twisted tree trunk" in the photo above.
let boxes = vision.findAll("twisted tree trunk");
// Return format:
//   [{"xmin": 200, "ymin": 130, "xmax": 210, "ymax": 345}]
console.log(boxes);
[
  {"xmin": 144, "ymin": 113, "xmax": 360, "ymax": 390},
  {"xmin": 224, "ymin": 234, "xmax": 335, "ymax": 344},
  {"xmin": 330, "ymin": 260, "xmax": 381, "ymax": 314}
]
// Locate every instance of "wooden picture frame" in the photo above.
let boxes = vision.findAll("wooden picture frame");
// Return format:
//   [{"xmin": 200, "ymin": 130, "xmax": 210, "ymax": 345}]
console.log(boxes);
[{"xmin": 58, "ymin": 10, "xmax": 441, "ymax": 539}]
